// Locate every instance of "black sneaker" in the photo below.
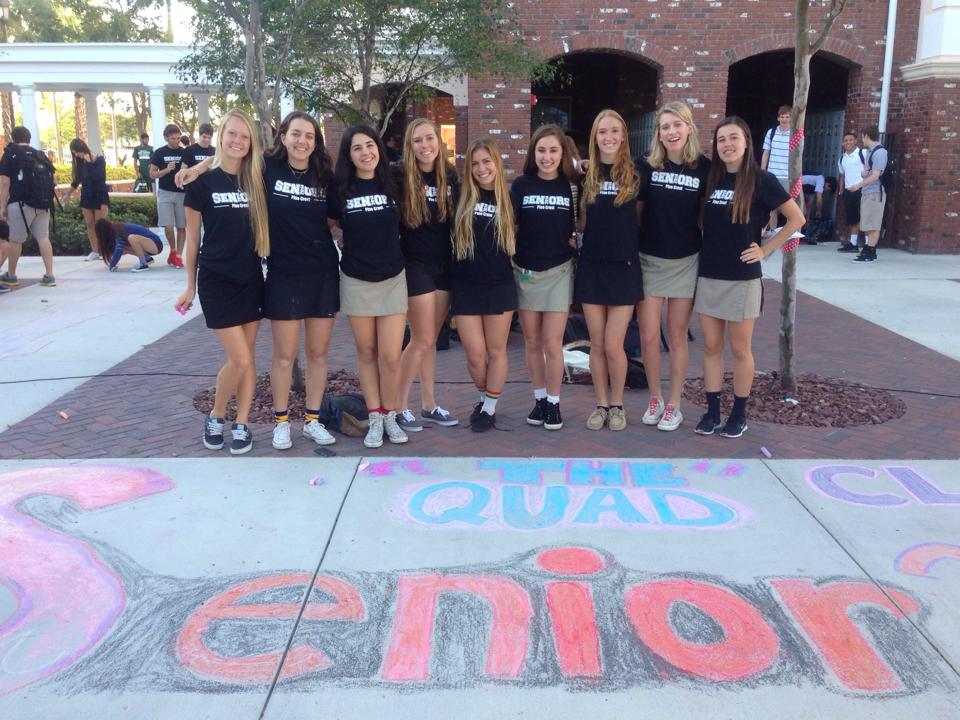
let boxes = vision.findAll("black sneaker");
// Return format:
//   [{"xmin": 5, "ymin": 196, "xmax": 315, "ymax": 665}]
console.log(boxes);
[
  {"xmin": 230, "ymin": 422, "xmax": 254, "ymax": 454},
  {"xmin": 470, "ymin": 402, "xmax": 484, "ymax": 425},
  {"xmin": 694, "ymin": 413, "xmax": 723, "ymax": 436},
  {"xmin": 719, "ymin": 415, "xmax": 749, "ymax": 438},
  {"xmin": 852, "ymin": 246, "xmax": 877, "ymax": 263},
  {"xmin": 526, "ymin": 398, "xmax": 547, "ymax": 426},
  {"xmin": 837, "ymin": 243, "xmax": 859, "ymax": 253},
  {"xmin": 203, "ymin": 415, "xmax": 225, "ymax": 450},
  {"xmin": 471, "ymin": 410, "xmax": 496, "ymax": 433},
  {"xmin": 544, "ymin": 401, "xmax": 563, "ymax": 430}
]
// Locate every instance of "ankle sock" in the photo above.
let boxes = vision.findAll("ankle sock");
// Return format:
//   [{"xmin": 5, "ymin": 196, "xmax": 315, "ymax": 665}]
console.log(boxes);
[
  {"xmin": 274, "ymin": 410, "xmax": 289, "ymax": 424},
  {"xmin": 547, "ymin": 394, "xmax": 559, "ymax": 405},
  {"xmin": 732, "ymin": 395, "xmax": 748, "ymax": 419},
  {"xmin": 481, "ymin": 390, "xmax": 501, "ymax": 415},
  {"xmin": 304, "ymin": 408, "xmax": 319, "ymax": 423},
  {"xmin": 534, "ymin": 387, "xmax": 547, "ymax": 400},
  {"xmin": 849, "ymin": 233, "xmax": 857, "ymax": 246},
  {"xmin": 477, "ymin": 387, "xmax": 486, "ymax": 403},
  {"xmin": 706, "ymin": 391, "xmax": 721, "ymax": 419},
  {"xmin": 367, "ymin": 407, "xmax": 381, "ymax": 416}
]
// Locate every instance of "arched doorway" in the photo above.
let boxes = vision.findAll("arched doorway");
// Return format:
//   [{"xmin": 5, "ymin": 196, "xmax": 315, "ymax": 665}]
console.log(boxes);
[
  {"xmin": 532, "ymin": 51, "xmax": 659, "ymax": 159},
  {"xmin": 726, "ymin": 50, "xmax": 852, "ymax": 178}
]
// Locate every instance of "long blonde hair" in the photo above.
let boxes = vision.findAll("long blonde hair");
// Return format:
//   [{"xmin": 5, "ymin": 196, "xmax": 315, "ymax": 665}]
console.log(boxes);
[
  {"xmin": 211, "ymin": 109, "xmax": 270, "ymax": 257},
  {"xmin": 453, "ymin": 138, "xmax": 515, "ymax": 260},
  {"xmin": 401, "ymin": 118, "xmax": 456, "ymax": 228},
  {"xmin": 583, "ymin": 109, "xmax": 639, "ymax": 207},
  {"xmin": 647, "ymin": 101, "xmax": 703, "ymax": 170}
]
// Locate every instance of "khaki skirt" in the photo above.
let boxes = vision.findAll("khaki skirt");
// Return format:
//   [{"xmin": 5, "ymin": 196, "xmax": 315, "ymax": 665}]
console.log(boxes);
[
  {"xmin": 340, "ymin": 269, "xmax": 408, "ymax": 317},
  {"xmin": 694, "ymin": 277, "xmax": 762, "ymax": 322},
  {"xmin": 514, "ymin": 259, "xmax": 574, "ymax": 312},
  {"xmin": 639, "ymin": 252, "xmax": 698, "ymax": 299}
]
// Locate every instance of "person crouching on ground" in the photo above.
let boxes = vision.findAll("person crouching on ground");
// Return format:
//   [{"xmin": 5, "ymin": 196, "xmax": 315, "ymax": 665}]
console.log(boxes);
[
  {"xmin": 94, "ymin": 219, "xmax": 163, "ymax": 272},
  {"xmin": 174, "ymin": 109, "xmax": 269, "ymax": 455}
]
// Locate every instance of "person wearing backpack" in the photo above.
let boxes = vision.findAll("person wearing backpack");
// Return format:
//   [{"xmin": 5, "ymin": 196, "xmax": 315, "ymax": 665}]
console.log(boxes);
[
  {"xmin": 847, "ymin": 125, "xmax": 888, "ymax": 263},
  {"xmin": 0, "ymin": 126, "xmax": 57, "ymax": 287}
]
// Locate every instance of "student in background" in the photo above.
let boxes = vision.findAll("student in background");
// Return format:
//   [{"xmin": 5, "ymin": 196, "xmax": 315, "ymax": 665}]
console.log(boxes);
[
  {"xmin": 836, "ymin": 131, "xmax": 864, "ymax": 253},
  {"xmin": 175, "ymin": 109, "xmax": 270, "ymax": 455},
  {"xmin": 134, "ymin": 133, "xmax": 154, "ymax": 193},
  {"xmin": 94, "ymin": 218, "xmax": 162, "ymax": 272},
  {"xmin": 183, "ymin": 123, "xmax": 216, "ymax": 168},
  {"xmin": 451, "ymin": 137, "xmax": 518, "ymax": 433},
  {"xmin": 511, "ymin": 124, "xmax": 578, "ymax": 431},
  {"xmin": 150, "ymin": 124, "xmax": 187, "ymax": 268},
  {"xmin": 696, "ymin": 116, "xmax": 804, "ymax": 439},
  {"xmin": 62, "ymin": 138, "xmax": 110, "ymax": 261}
]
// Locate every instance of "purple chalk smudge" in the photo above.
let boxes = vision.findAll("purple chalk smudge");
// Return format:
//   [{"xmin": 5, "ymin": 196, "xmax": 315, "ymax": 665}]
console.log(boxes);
[{"xmin": 761, "ymin": 447, "xmax": 772, "ymax": 459}]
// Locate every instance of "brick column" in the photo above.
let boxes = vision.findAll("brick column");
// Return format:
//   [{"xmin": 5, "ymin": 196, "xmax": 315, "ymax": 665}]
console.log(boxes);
[{"xmin": 466, "ymin": 77, "xmax": 531, "ymax": 179}]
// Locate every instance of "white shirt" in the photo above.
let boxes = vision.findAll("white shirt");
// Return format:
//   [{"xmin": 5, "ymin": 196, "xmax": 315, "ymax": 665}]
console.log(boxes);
[
  {"xmin": 763, "ymin": 126, "xmax": 793, "ymax": 180},
  {"xmin": 838, "ymin": 150, "xmax": 865, "ymax": 190}
]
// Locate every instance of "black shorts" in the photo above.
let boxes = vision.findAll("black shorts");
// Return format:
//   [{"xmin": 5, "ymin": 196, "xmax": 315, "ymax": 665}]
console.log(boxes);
[
  {"xmin": 451, "ymin": 281, "xmax": 518, "ymax": 316},
  {"xmin": 405, "ymin": 259, "xmax": 452, "ymax": 297},
  {"xmin": 264, "ymin": 267, "xmax": 339, "ymax": 320},
  {"xmin": 80, "ymin": 190, "xmax": 110, "ymax": 210},
  {"xmin": 574, "ymin": 257, "xmax": 644, "ymax": 306},
  {"xmin": 842, "ymin": 189, "xmax": 861, "ymax": 225},
  {"xmin": 198, "ymin": 266, "xmax": 264, "ymax": 330}
]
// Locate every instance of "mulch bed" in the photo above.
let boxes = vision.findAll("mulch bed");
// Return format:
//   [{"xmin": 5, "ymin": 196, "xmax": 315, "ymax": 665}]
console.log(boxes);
[
  {"xmin": 193, "ymin": 368, "xmax": 361, "ymax": 424},
  {"xmin": 682, "ymin": 372, "xmax": 907, "ymax": 428}
]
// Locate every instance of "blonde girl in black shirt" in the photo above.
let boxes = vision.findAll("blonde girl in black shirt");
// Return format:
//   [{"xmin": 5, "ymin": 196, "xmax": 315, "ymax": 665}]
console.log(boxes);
[
  {"xmin": 451, "ymin": 138, "xmax": 517, "ymax": 432},
  {"xmin": 175, "ymin": 109, "xmax": 270, "ymax": 455}
]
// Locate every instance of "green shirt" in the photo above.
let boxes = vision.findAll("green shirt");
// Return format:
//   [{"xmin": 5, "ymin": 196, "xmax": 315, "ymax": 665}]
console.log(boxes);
[{"xmin": 135, "ymin": 144, "xmax": 154, "ymax": 180}]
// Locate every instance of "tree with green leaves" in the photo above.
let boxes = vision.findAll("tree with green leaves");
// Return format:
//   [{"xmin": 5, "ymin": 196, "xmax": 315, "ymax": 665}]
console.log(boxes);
[
  {"xmin": 5, "ymin": 0, "xmax": 164, "ymax": 42},
  {"xmin": 178, "ymin": 0, "xmax": 549, "ymax": 139}
]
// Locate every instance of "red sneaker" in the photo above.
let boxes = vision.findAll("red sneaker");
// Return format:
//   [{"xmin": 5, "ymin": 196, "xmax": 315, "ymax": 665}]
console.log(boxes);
[
  {"xmin": 173, "ymin": 254, "xmax": 184, "ymax": 269},
  {"xmin": 167, "ymin": 252, "xmax": 178, "ymax": 267}
]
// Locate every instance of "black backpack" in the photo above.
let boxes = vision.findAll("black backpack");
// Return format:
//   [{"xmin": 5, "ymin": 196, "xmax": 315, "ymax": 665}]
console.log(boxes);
[
  {"xmin": 859, "ymin": 144, "xmax": 895, "ymax": 198},
  {"xmin": 9, "ymin": 146, "xmax": 56, "ymax": 210}
]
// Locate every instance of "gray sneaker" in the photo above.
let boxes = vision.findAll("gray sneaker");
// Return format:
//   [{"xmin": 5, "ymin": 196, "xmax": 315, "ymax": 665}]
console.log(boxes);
[
  {"xmin": 0, "ymin": 272, "xmax": 18, "ymax": 287},
  {"xmin": 40, "ymin": 274, "xmax": 57, "ymax": 286},
  {"xmin": 396, "ymin": 408, "xmax": 423, "ymax": 432},
  {"xmin": 421, "ymin": 406, "xmax": 459, "ymax": 427}
]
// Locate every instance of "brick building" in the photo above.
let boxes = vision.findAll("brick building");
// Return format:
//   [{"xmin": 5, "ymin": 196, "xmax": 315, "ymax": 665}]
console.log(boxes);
[{"xmin": 325, "ymin": 0, "xmax": 958, "ymax": 254}]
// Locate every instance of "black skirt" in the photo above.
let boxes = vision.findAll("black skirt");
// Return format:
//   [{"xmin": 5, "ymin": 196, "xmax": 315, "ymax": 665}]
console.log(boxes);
[
  {"xmin": 451, "ymin": 281, "xmax": 518, "ymax": 316},
  {"xmin": 198, "ymin": 265, "xmax": 265, "ymax": 329},
  {"xmin": 264, "ymin": 268, "xmax": 339, "ymax": 320},
  {"xmin": 574, "ymin": 257, "xmax": 644, "ymax": 306},
  {"xmin": 405, "ymin": 259, "xmax": 452, "ymax": 296}
]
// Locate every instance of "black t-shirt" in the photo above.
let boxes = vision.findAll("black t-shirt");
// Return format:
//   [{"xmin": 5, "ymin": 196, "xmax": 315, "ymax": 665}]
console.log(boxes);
[
  {"xmin": 581, "ymin": 163, "xmax": 640, "ymax": 263},
  {"xmin": 150, "ymin": 145, "xmax": 186, "ymax": 193},
  {"xmin": 511, "ymin": 174, "xmax": 575, "ymax": 271},
  {"xmin": 638, "ymin": 156, "xmax": 709, "ymax": 259},
  {"xmin": 328, "ymin": 177, "xmax": 404, "ymax": 281},
  {"xmin": 700, "ymin": 168, "xmax": 790, "ymax": 281},
  {"xmin": 452, "ymin": 189, "xmax": 514, "ymax": 287},
  {"xmin": 184, "ymin": 168, "xmax": 261, "ymax": 281},
  {"xmin": 398, "ymin": 167, "xmax": 459, "ymax": 265},
  {"xmin": 182, "ymin": 143, "xmax": 216, "ymax": 168},
  {"xmin": 263, "ymin": 157, "xmax": 338, "ymax": 276},
  {"xmin": 0, "ymin": 144, "xmax": 47, "ymax": 204}
]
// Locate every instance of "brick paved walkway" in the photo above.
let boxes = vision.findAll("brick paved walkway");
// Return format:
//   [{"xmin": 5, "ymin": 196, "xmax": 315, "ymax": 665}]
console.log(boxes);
[{"xmin": 3, "ymin": 281, "xmax": 958, "ymax": 460}]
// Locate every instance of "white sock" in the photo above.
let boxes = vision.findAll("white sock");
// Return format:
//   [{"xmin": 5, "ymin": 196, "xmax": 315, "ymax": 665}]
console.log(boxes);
[
  {"xmin": 481, "ymin": 395, "xmax": 499, "ymax": 414},
  {"xmin": 534, "ymin": 387, "xmax": 547, "ymax": 400},
  {"xmin": 547, "ymin": 394, "xmax": 560, "ymax": 405},
  {"xmin": 849, "ymin": 234, "xmax": 857, "ymax": 246},
  {"xmin": 478, "ymin": 390, "xmax": 486, "ymax": 403}
]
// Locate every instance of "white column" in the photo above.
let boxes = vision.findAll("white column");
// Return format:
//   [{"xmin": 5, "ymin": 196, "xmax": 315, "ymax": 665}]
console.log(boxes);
[
  {"xmin": 195, "ymin": 91, "xmax": 211, "ymax": 126},
  {"xmin": 81, "ymin": 91, "xmax": 102, "ymax": 155},
  {"xmin": 148, "ymin": 86, "xmax": 167, "ymax": 146},
  {"xmin": 17, "ymin": 85, "xmax": 40, "ymax": 149},
  {"xmin": 280, "ymin": 92, "xmax": 295, "ymax": 120}
]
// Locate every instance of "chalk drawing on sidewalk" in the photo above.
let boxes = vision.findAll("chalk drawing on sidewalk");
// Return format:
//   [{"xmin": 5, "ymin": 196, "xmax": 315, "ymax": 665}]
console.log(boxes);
[
  {"xmin": 0, "ymin": 465, "xmax": 174, "ymax": 695},
  {"xmin": 806, "ymin": 465, "xmax": 960, "ymax": 507},
  {"xmin": 387, "ymin": 460, "xmax": 754, "ymax": 530},
  {"xmin": 895, "ymin": 543, "xmax": 960, "ymax": 579}
]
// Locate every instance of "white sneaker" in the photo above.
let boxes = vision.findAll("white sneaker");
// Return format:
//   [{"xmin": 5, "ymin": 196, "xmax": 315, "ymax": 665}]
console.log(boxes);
[
  {"xmin": 657, "ymin": 405, "xmax": 683, "ymax": 432},
  {"xmin": 85, "ymin": 251, "xmax": 101, "ymax": 262},
  {"xmin": 272, "ymin": 421, "xmax": 293, "ymax": 450},
  {"xmin": 642, "ymin": 396, "xmax": 665, "ymax": 425},
  {"xmin": 364, "ymin": 411, "xmax": 384, "ymax": 448},
  {"xmin": 303, "ymin": 419, "xmax": 336, "ymax": 445},
  {"xmin": 383, "ymin": 410, "xmax": 409, "ymax": 444}
]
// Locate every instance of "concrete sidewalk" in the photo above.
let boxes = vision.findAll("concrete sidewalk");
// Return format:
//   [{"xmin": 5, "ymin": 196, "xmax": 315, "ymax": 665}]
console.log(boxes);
[{"xmin": 2, "ymin": 457, "xmax": 957, "ymax": 719}]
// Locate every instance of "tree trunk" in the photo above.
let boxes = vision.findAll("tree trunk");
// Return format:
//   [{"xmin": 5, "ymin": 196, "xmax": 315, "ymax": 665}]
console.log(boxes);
[
  {"xmin": 74, "ymin": 93, "xmax": 88, "ymax": 142},
  {"xmin": 131, "ymin": 92, "xmax": 149, "ymax": 136},
  {"xmin": 1, "ymin": 92, "xmax": 14, "ymax": 145},
  {"xmin": 243, "ymin": 0, "xmax": 275, "ymax": 148}
]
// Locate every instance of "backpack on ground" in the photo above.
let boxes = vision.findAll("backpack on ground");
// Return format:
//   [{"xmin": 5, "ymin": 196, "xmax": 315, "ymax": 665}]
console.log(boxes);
[
  {"xmin": 318, "ymin": 393, "xmax": 369, "ymax": 437},
  {"xmin": 858, "ymin": 144, "xmax": 895, "ymax": 198},
  {"xmin": 10, "ymin": 146, "xmax": 56, "ymax": 211}
]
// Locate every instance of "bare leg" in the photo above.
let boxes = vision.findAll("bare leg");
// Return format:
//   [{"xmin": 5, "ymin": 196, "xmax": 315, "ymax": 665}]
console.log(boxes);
[
  {"xmin": 698, "ymin": 314, "xmax": 726, "ymax": 393},
  {"xmin": 664, "ymin": 297, "xmax": 694, "ymax": 407},
  {"xmin": 582, "ymin": 303, "xmax": 610, "ymax": 406},
  {"xmin": 270, "ymin": 319, "xmax": 301, "ymax": 414},
  {"xmin": 480, "ymin": 312, "xmax": 514, "ymax": 396},
  {"xmin": 455, "ymin": 315, "xmax": 489, "ymax": 392},
  {"xmin": 637, "ymin": 296, "xmax": 664, "ymax": 400},
  {"xmin": 420, "ymin": 290, "xmax": 450, "ymax": 410},
  {"xmin": 212, "ymin": 320, "xmax": 260, "ymax": 424},
  {"xmin": 602, "ymin": 305, "xmax": 634, "ymax": 407},
  {"xmin": 303, "ymin": 317, "xmax": 335, "ymax": 410},
  {"xmin": 541, "ymin": 311, "xmax": 568, "ymax": 397},
  {"xmin": 375, "ymin": 313, "xmax": 407, "ymax": 411},
  {"xmin": 349, "ymin": 315, "xmax": 382, "ymax": 411},
  {"xmin": 397, "ymin": 292, "xmax": 437, "ymax": 410},
  {"xmin": 519, "ymin": 309, "xmax": 546, "ymax": 393},
  {"xmin": 727, "ymin": 318, "xmax": 756, "ymax": 397}
]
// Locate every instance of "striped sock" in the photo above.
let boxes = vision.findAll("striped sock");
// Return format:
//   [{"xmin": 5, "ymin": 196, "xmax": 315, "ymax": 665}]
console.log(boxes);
[
  {"xmin": 274, "ymin": 409, "xmax": 289, "ymax": 424},
  {"xmin": 482, "ymin": 390, "xmax": 501, "ymax": 415},
  {"xmin": 304, "ymin": 408, "xmax": 319, "ymax": 423}
]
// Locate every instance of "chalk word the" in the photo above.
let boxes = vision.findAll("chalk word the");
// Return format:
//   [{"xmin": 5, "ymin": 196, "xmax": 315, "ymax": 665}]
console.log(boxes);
[{"xmin": 807, "ymin": 465, "xmax": 960, "ymax": 507}]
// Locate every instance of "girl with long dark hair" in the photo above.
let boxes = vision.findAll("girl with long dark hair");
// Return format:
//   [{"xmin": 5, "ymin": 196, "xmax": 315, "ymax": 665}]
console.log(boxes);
[
  {"xmin": 330, "ymin": 125, "xmax": 409, "ymax": 449},
  {"xmin": 393, "ymin": 118, "xmax": 461, "ymax": 432},
  {"xmin": 696, "ymin": 116, "xmax": 804, "ymax": 438},
  {"xmin": 93, "ymin": 218, "xmax": 162, "ymax": 272},
  {"xmin": 451, "ymin": 137, "xmax": 517, "ymax": 432},
  {"xmin": 174, "ymin": 109, "xmax": 270, "ymax": 455},
  {"xmin": 511, "ymin": 124, "xmax": 578, "ymax": 431},
  {"xmin": 62, "ymin": 138, "xmax": 109, "ymax": 261}
]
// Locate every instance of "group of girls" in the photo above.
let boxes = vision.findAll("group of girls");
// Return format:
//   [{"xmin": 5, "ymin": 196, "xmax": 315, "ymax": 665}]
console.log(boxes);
[{"xmin": 174, "ymin": 100, "xmax": 802, "ymax": 455}]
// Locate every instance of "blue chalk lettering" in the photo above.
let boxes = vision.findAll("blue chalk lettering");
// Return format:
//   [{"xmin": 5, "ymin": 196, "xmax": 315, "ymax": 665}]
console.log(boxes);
[
  {"xmin": 478, "ymin": 459, "xmax": 566, "ymax": 485},
  {"xmin": 808, "ymin": 466, "xmax": 907, "ymax": 507},
  {"xmin": 409, "ymin": 482, "xmax": 490, "ymax": 525},
  {"xmin": 568, "ymin": 461, "xmax": 626, "ymax": 486},
  {"xmin": 647, "ymin": 489, "xmax": 736, "ymax": 527},
  {"xmin": 502, "ymin": 486, "xmax": 569, "ymax": 529},
  {"xmin": 886, "ymin": 466, "xmax": 960, "ymax": 506},
  {"xmin": 627, "ymin": 462, "xmax": 688, "ymax": 487},
  {"xmin": 573, "ymin": 489, "xmax": 649, "ymax": 524}
]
